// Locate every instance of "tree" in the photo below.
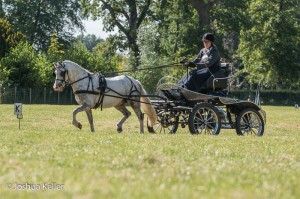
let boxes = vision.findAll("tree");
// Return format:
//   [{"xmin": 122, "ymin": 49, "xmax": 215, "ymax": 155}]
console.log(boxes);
[
  {"xmin": 62, "ymin": 36, "xmax": 122, "ymax": 74},
  {"xmin": 89, "ymin": 37, "xmax": 123, "ymax": 73},
  {"xmin": 62, "ymin": 40, "xmax": 91, "ymax": 69},
  {"xmin": 238, "ymin": 0, "xmax": 300, "ymax": 88},
  {"xmin": 149, "ymin": 0, "xmax": 200, "ymax": 58},
  {"xmin": 0, "ymin": 41, "xmax": 46, "ymax": 87},
  {"xmin": 0, "ymin": 18, "xmax": 24, "ymax": 58},
  {"xmin": 211, "ymin": 0, "xmax": 249, "ymax": 57},
  {"xmin": 81, "ymin": 0, "xmax": 151, "ymax": 69},
  {"xmin": 2, "ymin": 0, "xmax": 84, "ymax": 50},
  {"xmin": 187, "ymin": 0, "xmax": 214, "ymax": 31},
  {"xmin": 0, "ymin": 0, "xmax": 4, "ymax": 18},
  {"xmin": 47, "ymin": 33, "xmax": 65, "ymax": 63},
  {"xmin": 77, "ymin": 34, "xmax": 103, "ymax": 51}
]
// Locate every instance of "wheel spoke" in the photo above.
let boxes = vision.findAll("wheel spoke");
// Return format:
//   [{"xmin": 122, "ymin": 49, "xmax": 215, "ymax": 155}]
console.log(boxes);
[
  {"xmin": 237, "ymin": 109, "xmax": 264, "ymax": 136},
  {"xmin": 159, "ymin": 126, "xmax": 163, "ymax": 133},
  {"xmin": 250, "ymin": 128, "xmax": 258, "ymax": 135},
  {"xmin": 189, "ymin": 104, "xmax": 220, "ymax": 135},
  {"xmin": 206, "ymin": 123, "xmax": 214, "ymax": 129},
  {"xmin": 206, "ymin": 127, "xmax": 213, "ymax": 135},
  {"xmin": 204, "ymin": 126, "xmax": 207, "ymax": 134},
  {"xmin": 196, "ymin": 110, "xmax": 205, "ymax": 121}
]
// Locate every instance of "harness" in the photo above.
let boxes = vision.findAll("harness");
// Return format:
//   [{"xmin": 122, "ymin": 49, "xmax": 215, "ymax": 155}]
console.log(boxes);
[
  {"xmin": 55, "ymin": 62, "xmax": 145, "ymax": 110},
  {"xmin": 73, "ymin": 73, "xmax": 107, "ymax": 110}
]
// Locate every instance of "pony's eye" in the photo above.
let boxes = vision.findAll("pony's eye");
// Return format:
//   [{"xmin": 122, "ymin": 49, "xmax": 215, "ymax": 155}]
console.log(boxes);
[{"xmin": 60, "ymin": 72, "xmax": 65, "ymax": 76}]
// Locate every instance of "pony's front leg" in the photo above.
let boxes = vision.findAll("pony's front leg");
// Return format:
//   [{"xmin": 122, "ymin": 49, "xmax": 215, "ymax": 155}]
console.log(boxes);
[
  {"xmin": 72, "ymin": 104, "xmax": 89, "ymax": 130},
  {"xmin": 86, "ymin": 109, "xmax": 94, "ymax": 132}
]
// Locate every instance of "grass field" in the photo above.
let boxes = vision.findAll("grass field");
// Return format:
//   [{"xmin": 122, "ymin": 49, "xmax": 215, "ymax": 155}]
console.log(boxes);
[{"xmin": 0, "ymin": 104, "xmax": 300, "ymax": 199}]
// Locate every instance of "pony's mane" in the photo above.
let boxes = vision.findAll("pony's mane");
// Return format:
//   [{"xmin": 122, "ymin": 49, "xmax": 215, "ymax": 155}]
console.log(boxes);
[{"xmin": 63, "ymin": 60, "xmax": 92, "ymax": 74}]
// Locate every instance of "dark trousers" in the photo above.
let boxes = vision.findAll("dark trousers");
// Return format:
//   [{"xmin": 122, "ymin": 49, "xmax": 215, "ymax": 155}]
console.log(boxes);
[{"xmin": 178, "ymin": 67, "xmax": 219, "ymax": 92}]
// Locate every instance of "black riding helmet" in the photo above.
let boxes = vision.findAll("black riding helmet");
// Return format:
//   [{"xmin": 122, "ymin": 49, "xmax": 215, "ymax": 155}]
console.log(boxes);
[{"xmin": 202, "ymin": 33, "xmax": 215, "ymax": 43}]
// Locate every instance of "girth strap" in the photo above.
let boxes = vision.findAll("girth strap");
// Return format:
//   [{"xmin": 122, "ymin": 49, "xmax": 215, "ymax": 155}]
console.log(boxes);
[
  {"xmin": 73, "ymin": 90, "xmax": 100, "ymax": 95},
  {"xmin": 94, "ymin": 73, "xmax": 107, "ymax": 110}
]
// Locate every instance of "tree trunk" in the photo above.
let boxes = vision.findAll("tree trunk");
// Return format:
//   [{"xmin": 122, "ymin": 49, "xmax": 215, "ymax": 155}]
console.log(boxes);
[
  {"xmin": 127, "ymin": 31, "xmax": 140, "ymax": 69},
  {"xmin": 187, "ymin": 0, "xmax": 214, "ymax": 31},
  {"xmin": 100, "ymin": 0, "xmax": 151, "ymax": 70},
  {"xmin": 29, "ymin": 0, "xmax": 44, "ymax": 45},
  {"xmin": 0, "ymin": 0, "xmax": 4, "ymax": 18}
]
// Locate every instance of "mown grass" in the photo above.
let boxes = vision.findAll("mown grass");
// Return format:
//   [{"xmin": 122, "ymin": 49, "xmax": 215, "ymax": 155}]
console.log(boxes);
[{"xmin": 0, "ymin": 104, "xmax": 300, "ymax": 199}]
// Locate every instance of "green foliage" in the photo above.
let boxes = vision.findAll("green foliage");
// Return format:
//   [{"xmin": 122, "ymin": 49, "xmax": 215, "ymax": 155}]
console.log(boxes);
[
  {"xmin": 2, "ymin": 0, "xmax": 84, "ymax": 50},
  {"xmin": 0, "ymin": 18, "xmax": 25, "ymax": 58},
  {"xmin": 237, "ymin": 0, "xmax": 300, "ymax": 88},
  {"xmin": 149, "ymin": 0, "xmax": 199, "ymax": 59},
  {"xmin": 62, "ymin": 40, "xmax": 91, "ymax": 68},
  {"xmin": 35, "ymin": 53, "xmax": 53, "ymax": 87},
  {"xmin": 133, "ymin": 0, "xmax": 201, "ymax": 92},
  {"xmin": 62, "ymin": 37, "xmax": 122, "ymax": 73},
  {"xmin": 81, "ymin": 0, "xmax": 152, "ymax": 69},
  {"xmin": 47, "ymin": 33, "xmax": 65, "ymax": 63},
  {"xmin": 211, "ymin": 0, "xmax": 249, "ymax": 58},
  {"xmin": 89, "ymin": 37, "xmax": 122, "ymax": 73},
  {"xmin": 0, "ymin": 41, "xmax": 50, "ymax": 88},
  {"xmin": 0, "ymin": 0, "xmax": 299, "ymax": 90},
  {"xmin": 77, "ymin": 34, "xmax": 104, "ymax": 51}
]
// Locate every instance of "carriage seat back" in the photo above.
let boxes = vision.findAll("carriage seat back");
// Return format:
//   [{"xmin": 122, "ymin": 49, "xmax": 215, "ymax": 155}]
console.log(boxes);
[{"xmin": 203, "ymin": 63, "xmax": 230, "ymax": 90}]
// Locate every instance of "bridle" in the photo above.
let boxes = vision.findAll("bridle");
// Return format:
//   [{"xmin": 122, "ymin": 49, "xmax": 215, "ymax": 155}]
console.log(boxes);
[
  {"xmin": 53, "ymin": 62, "xmax": 69, "ymax": 88},
  {"xmin": 53, "ymin": 62, "xmax": 91, "ymax": 88}
]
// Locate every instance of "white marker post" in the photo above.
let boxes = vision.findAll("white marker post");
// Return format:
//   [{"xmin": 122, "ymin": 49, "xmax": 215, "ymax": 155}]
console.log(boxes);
[{"xmin": 14, "ymin": 103, "xmax": 23, "ymax": 129}]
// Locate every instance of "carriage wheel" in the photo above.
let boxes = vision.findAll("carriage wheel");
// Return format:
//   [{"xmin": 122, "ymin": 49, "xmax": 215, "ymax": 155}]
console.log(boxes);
[
  {"xmin": 236, "ymin": 108, "xmax": 264, "ymax": 136},
  {"xmin": 147, "ymin": 111, "xmax": 179, "ymax": 134},
  {"xmin": 188, "ymin": 103, "xmax": 221, "ymax": 135}
]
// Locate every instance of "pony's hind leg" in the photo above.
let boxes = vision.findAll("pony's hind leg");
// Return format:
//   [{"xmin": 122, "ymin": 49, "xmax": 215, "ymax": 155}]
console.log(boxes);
[
  {"xmin": 115, "ymin": 104, "xmax": 131, "ymax": 133},
  {"xmin": 86, "ymin": 109, "xmax": 94, "ymax": 132},
  {"xmin": 130, "ymin": 101, "xmax": 144, "ymax": 134}
]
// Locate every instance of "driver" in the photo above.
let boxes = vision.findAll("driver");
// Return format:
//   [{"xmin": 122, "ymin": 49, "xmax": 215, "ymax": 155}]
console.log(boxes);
[{"xmin": 178, "ymin": 33, "xmax": 221, "ymax": 92}]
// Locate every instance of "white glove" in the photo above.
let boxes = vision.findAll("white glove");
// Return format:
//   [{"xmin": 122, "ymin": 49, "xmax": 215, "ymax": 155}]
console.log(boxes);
[{"xmin": 201, "ymin": 54, "xmax": 209, "ymax": 62}]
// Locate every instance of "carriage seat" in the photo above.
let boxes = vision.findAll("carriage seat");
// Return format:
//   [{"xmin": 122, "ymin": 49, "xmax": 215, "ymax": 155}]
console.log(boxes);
[{"xmin": 201, "ymin": 63, "xmax": 230, "ymax": 91}]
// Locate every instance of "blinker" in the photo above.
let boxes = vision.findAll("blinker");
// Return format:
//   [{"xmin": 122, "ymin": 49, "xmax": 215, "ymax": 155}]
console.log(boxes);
[{"xmin": 53, "ymin": 70, "xmax": 66, "ymax": 77}]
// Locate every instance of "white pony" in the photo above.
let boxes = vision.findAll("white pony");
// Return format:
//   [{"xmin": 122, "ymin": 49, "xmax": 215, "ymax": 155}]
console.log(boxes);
[{"xmin": 53, "ymin": 60, "xmax": 156, "ymax": 133}]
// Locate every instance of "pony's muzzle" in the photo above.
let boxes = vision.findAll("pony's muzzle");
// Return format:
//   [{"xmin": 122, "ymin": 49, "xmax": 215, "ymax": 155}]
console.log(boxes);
[{"xmin": 53, "ymin": 82, "xmax": 63, "ymax": 91}]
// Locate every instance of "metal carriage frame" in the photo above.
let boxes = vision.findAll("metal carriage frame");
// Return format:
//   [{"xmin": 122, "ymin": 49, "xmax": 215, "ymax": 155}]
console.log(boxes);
[{"xmin": 147, "ymin": 87, "xmax": 266, "ymax": 136}]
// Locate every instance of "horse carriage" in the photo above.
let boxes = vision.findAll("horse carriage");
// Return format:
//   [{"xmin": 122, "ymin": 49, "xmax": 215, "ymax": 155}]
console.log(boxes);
[
  {"xmin": 53, "ymin": 60, "xmax": 266, "ymax": 136},
  {"xmin": 147, "ymin": 63, "xmax": 266, "ymax": 136}
]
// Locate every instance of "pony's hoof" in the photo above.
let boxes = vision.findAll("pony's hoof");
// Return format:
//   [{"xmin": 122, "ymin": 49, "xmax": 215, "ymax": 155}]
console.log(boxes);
[
  {"xmin": 117, "ymin": 126, "xmax": 122, "ymax": 133},
  {"xmin": 78, "ymin": 123, "xmax": 82, "ymax": 130},
  {"xmin": 148, "ymin": 126, "xmax": 155, "ymax": 133}
]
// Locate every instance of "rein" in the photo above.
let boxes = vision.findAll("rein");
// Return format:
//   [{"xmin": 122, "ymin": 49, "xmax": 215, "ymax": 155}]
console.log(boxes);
[
  {"xmin": 68, "ymin": 75, "xmax": 91, "ymax": 86},
  {"xmin": 103, "ymin": 62, "xmax": 181, "ymax": 76},
  {"xmin": 55, "ymin": 62, "xmax": 177, "ymax": 109}
]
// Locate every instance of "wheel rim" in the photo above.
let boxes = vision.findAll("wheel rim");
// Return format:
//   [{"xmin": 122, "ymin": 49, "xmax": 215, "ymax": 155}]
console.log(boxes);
[
  {"xmin": 192, "ymin": 107, "xmax": 219, "ymax": 134},
  {"xmin": 153, "ymin": 123, "xmax": 175, "ymax": 134},
  {"xmin": 239, "ymin": 111, "xmax": 263, "ymax": 135},
  {"xmin": 152, "ymin": 111, "xmax": 178, "ymax": 134}
]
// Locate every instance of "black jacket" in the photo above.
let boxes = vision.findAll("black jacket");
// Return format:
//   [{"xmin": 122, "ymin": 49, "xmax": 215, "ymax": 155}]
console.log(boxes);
[{"xmin": 192, "ymin": 45, "xmax": 221, "ymax": 72}]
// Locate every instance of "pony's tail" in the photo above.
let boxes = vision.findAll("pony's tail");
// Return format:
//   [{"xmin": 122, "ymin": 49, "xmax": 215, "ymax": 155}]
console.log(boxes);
[{"xmin": 140, "ymin": 87, "xmax": 157, "ymax": 131}]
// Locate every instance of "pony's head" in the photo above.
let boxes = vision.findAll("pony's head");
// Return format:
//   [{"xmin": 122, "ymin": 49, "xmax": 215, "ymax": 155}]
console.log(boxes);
[{"xmin": 53, "ymin": 62, "xmax": 68, "ymax": 92}]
